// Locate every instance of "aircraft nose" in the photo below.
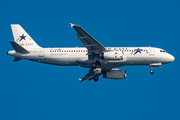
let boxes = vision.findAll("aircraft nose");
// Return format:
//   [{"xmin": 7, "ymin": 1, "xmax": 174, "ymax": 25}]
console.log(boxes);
[{"xmin": 170, "ymin": 55, "xmax": 175, "ymax": 62}]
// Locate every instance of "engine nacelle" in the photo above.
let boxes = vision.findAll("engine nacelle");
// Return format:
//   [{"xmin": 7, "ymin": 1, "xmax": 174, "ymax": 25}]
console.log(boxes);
[
  {"xmin": 103, "ymin": 69, "xmax": 126, "ymax": 79},
  {"xmin": 103, "ymin": 51, "xmax": 123, "ymax": 60}
]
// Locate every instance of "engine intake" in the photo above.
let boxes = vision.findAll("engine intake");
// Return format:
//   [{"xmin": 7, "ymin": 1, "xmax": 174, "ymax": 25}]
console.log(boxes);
[{"xmin": 103, "ymin": 69, "xmax": 126, "ymax": 79}]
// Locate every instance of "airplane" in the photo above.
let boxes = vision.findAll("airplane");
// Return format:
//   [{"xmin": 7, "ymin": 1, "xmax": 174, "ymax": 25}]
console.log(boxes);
[{"xmin": 7, "ymin": 24, "xmax": 175, "ymax": 82}]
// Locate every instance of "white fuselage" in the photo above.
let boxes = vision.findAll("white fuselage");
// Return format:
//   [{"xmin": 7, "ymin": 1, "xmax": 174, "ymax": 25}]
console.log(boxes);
[{"xmin": 8, "ymin": 47, "xmax": 175, "ymax": 69}]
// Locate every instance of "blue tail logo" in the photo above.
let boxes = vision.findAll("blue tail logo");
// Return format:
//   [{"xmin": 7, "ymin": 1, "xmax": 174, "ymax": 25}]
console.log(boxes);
[{"xmin": 16, "ymin": 34, "xmax": 27, "ymax": 42}]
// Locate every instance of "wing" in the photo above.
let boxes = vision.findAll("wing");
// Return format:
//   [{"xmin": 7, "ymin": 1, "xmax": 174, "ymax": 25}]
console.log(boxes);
[
  {"xmin": 70, "ymin": 23, "xmax": 105, "ymax": 53},
  {"xmin": 79, "ymin": 69, "xmax": 102, "ymax": 82}
]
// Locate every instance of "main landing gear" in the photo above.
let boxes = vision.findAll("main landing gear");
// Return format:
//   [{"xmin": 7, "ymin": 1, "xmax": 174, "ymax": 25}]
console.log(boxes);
[
  {"xmin": 91, "ymin": 62, "xmax": 97, "ymax": 69},
  {"xmin": 91, "ymin": 61, "xmax": 101, "ymax": 82},
  {"xmin": 150, "ymin": 65, "xmax": 154, "ymax": 74},
  {"xmin": 91, "ymin": 60, "xmax": 101, "ymax": 69},
  {"xmin": 93, "ymin": 75, "xmax": 99, "ymax": 82}
]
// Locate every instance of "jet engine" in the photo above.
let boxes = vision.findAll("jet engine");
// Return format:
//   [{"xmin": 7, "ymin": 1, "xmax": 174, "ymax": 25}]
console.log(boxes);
[
  {"xmin": 103, "ymin": 69, "xmax": 126, "ymax": 79},
  {"xmin": 103, "ymin": 51, "xmax": 123, "ymax": 60}
]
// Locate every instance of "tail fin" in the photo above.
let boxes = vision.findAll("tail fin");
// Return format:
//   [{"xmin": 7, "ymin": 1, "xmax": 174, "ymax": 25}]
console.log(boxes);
[{"xmin": 11, "ymin": 24, "xmax": 41, "ymax": 50}]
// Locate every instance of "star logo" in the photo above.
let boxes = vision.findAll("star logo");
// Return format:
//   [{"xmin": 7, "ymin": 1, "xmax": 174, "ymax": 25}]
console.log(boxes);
[
  {"xmin": 133, "ymin": 48, "xmax": 143, "ymax": 55},
  {"xmin": 19, "ymin": 34, "xmax": 26, "ymax": 42}
]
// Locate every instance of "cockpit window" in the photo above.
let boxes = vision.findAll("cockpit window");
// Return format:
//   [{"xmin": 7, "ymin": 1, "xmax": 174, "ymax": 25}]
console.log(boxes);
[{"xmin": 160, "ymin": 50, "xmax": 166, "ymax": 53}]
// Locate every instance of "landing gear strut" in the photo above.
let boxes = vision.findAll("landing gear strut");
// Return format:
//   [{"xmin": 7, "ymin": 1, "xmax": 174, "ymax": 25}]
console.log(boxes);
[{"xmin": 150, "ymin": 65, "xmax": 154, "ymax": 74}]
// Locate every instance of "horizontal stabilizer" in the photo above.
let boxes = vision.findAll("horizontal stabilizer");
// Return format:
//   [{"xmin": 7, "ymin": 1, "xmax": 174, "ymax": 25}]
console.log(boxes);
[
  {"xmin": 13, "ymin": 57, "xmax": 22, "ymax": 62},
  {"xmin": 10, "ymin": 41, "xmax": 29, "ymax": 54}
]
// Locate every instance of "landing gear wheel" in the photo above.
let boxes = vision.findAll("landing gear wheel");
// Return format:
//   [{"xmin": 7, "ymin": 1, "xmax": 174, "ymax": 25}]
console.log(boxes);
[
  {"xmin": 91, "ymin": 63, "xmax": 97, "ymax": 69},
  {"xmin": 150, "ymin": 70, "xmax": 154, "ymax": 74},
  {"xmin": 93, "ymin": 75, "xmax": 99, "ymax": 82}
]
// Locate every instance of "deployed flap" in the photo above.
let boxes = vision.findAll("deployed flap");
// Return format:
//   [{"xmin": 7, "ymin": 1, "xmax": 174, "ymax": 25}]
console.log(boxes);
[
  {"xmin": 70, "ymin": 23, "xmax": 105, "ymax": 53},
  {"xmin": 10, "ymin": 41, "xmax": 29, "ymax": 54}
]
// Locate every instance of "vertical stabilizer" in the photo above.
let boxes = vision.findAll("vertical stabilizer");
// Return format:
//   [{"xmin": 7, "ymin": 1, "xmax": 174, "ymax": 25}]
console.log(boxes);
[{"xmin": 11, "ymin": 24, "xmax": 41, "ymax": 50}]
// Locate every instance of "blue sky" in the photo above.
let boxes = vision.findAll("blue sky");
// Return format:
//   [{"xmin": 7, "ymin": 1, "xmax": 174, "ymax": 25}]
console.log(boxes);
[{"xmin": 0, "ymin": 0, "xmax": 180, "ymax": 120}]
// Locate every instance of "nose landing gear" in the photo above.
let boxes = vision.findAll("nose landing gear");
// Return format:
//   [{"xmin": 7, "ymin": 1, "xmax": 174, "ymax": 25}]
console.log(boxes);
[
  {"xmin": 150, "ymin": 70, "xmax": 154, "ymax": 74},
  {"xmin": 150, "ymin": 65, "xmax": 154, "ymax": 74}
]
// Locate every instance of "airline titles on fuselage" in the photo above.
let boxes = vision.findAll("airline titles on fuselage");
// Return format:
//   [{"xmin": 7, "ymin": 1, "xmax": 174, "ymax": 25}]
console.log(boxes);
[{"xmin": 49, "ymin": 47, "xmax": 149, "ymax": 55}]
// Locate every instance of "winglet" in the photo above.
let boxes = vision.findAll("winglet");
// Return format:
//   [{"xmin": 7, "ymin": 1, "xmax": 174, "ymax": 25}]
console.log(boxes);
[
  {"xmin": 70, "ymin": 23, "xmax": 75, "ymax": 27},
  {"xmin": 78, "ymin": 78, "xmax": 82, "ymax": 83},
  {"xmin": 70, "ymin": 23, "xmax": 79, "ymax": 27}
]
